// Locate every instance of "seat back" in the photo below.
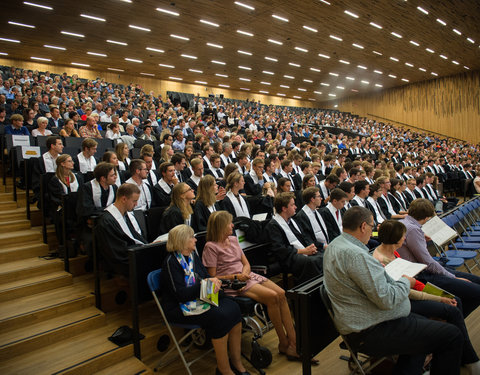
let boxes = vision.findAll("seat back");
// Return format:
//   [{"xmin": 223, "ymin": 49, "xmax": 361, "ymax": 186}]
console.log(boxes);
[{"xmin": 147, "ymin": 268, "xmax": 162, "ymax": 293}]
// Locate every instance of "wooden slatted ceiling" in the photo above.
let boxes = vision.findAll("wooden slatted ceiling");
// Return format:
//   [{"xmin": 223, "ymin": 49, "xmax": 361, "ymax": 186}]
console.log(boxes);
[{"xmin": 0, "ymin": 0, "xmax": 478, "ymax": 102}]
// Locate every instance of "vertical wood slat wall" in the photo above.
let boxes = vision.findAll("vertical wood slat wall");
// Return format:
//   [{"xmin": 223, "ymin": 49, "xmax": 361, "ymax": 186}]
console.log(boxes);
[{"xmin": 326, "ymin": 71, "xmax": 480, "ymax": 143}]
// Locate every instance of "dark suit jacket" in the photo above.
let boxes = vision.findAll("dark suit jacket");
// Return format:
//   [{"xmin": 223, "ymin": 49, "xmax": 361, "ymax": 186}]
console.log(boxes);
[
  {"xmin": 47, "ymin": 117, "xmax": 64, "ymax": 129},
  {"xmin": 318, "ymin": 207, "xmax": 341, "ymax": 241},
  {"xmin": 377, "ymin": 195, "xmax": 393, "ymax": 219},
  {"xmin": 244, "ymin": 174, "xmax": 264, "ymax": 196},
  {"xmin": 294, "ymin": 209, "xmax": 326, "ymax": 249}
]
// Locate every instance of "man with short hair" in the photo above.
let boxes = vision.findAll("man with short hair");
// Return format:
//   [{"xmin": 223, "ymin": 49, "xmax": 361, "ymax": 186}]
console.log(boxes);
[
  {"xmin": 172, "ymin": 129, "xmax": 186, "ymax": 151},
  {"xmin": 295, "ymin": 187, "xmax": 329, "ymax": 248},
  {"xmin": 121, "ymin": 124, "xmax": 137, "ymax": 149},
  {"xmin": 171, "ymin": 152, "xmax": 187, "ymax": 182},
  {"xmin": 318, "ymin": 174, "xmax": 340, "ymax": 204},
  {"xmin": 125, "ymin": 159, "xmax": 153, "ymax": 211},
  {"xmin": 153, "ymin": 162, "xmax": 178, "ymax": 207},
  {"xmin": 205, "ymin": 153, "xmax": 224, "ymax": 180},
  {"xmin": 47, "ymin": 107, "xmax": 64, "ymax": 129},
  {"xmin": 220, "ymin": 142, "xmax": 233, "ymax": 168},
  {"xmin": 319, "ymin": 188, "xmax": 348, "ymax": 241},
  {"xmin": 278, "ymin": 159, "xmax": 295, "ymax": 191},
  {"xmin": 141, "ymin": 153, "xmax": 159, "ymax": 187},
  {"xmin": 244, "ymin": 158, "xmax": 265, "ymax": 196},
  {"xmin": 79, "ymin": 116, "xmax": 102, "ymax": 138},
  {"xmin": 235, "ymin": 151, "xmax": 249, "ymax": 175},
  {"xmin": 324, "ymin": 206, "xmax": 463, "ymax": 375},
  {"xmin": 186, "ymin": 158, "xmax": 204, "ymax": 194},
  {"xmin": 74, "ymin": 138, "xmax": 98, "ymax": 174}
]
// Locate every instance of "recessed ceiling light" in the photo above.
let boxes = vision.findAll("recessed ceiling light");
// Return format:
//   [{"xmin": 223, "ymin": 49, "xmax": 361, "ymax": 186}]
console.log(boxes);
[
  {"xmin": 351, "ymin": 89, "xmax": 359, "ymax": 93},
  {"xmin": 303, "ymin": 25, "xmax": 318, "ymax": 32},
  {"xmin": 263, "ymin": 71, "xmax": 274, "ymax": 75},
  {"xmin": 346, "ymin": 76, "xmax": 355, "ymax": 80},
  {"xmin": 352, "ymin": 43, "xmax": 364, "ymax": 49},
  {"xmin": 87, "ymin": 51, "xmax": 107, "ymax": 57},
  {"xmin": 310, "ymin": 67, "xmax": 321, "ymax": 72},
  {"xmin": 295, "ymin": 47, "xmax": 308, "ymax": 53},
  {"xmin": 426, "ymin": 48, "xmax": 435, "ymax": 53},
  {"xmin": 431, "ymin": 72, "xmax": 438, "ymax": 76},
  {"xmin": 125, "ymin": 58, "xmax": 143, "ymax": 63},
  {"xmin": 195, "ymin": 81, "xmax": 207, "ymax": 85},
  {"xmin": 212, "ymin": 60, "xmax": 226, "ymax": 65},
  {"xmin": 239, "ymin": 77, "xmax": 251, "ymax": 81},
  {"xmin": 31, "ymin": 56, "xmax": 51, "ymax": 61},
  {"xmin": 320, "ymin": 82, "xmax": 330, "ymax": 86},
  {"xmin": 293, "ymin": 96, "xmax": 301, "ymax": 99},
  {"xmin": 436, "ymin": 19, "xmax": 447, "ymax": 26},
  {"xmin": 318, "ymin": 53, "xmax": 330, "ymax": 59},
  {"xmin": 308, "ymin": 98, "xmax": 316, "ymax": 101},
  {"xmin": 156, "ymin": 8, "xmax": 180, "ymax": 16},
  {"xmin": 319, "ymin": 0, "xmax": 331, "ymax": 5},
  {"xmin": 218, "ymin": 84, "xmax": 230, "ymax": 88},
  {"xmin": 61, "ymin": 31, "xmax": 84, "ymax": 38},
  {"xmin": 107, "ymin": 39, "xmax": 127, "ymax": 46},
  {"xmin": 240, "ymin": 88, "xmax": 250, "ymax": 91},
  {"xmin": 452, "ymin": 60, "xmax": 460, "ymax": 65},
  {"xmin": 303, "ymin": 79, "xmax": 313, "ymax": 83},
  {"xmin": 405, "ymin": 62, "xmax": 414, "ymax": 67},
  {"xmin": 390, "ymin": 57, "xmax": 399, "ymax": 62},
  {"xmin": 80, "ymin": 14, "xmax": 106, "ymax": 22},
  {"xmin": 71, "ymin": 62, "xmax": 90, "ymax": 67},
  {"xmin": 146, "ymin": 47, "xmax": 164, "ymax": 53},
  {"xmin": 401, "ymin": 78, "xmax": 409, "ymax": 82},
  {"xmin": 372, "ymin": 50, "xmax": 383, "ymax": 56},
  {"xmin": 23, "ymin": 1, "xmax": 52, "ymax": 10},
  {"xmin": 388, "ymin": 74, "xmax": 397, "ymax": 78},
  {"xmin": 344, "ymin": 10, "xmax": 359, "ymax": 18},
  {"xmin": 169, "ymin": 77, "xmax": 183, "ymax": 81},
  {"xmin": 159, "ymin": 64, "xmax": 175, "ymax": 68},
  {"xmin": 268, "ymin": 39, "xmax": 283, "ymax": 45},
  {"xmin": 8, "ymin": 21, "xmax": 35, "ymax": 28},
  {"xmin": 259, "ymin": 90, "xmax": 269, "ymax": 94},
  {"xmin": 238, "ymin": 65, "xmax": 251, "ymax": 70},
  {"xmin": 467, "ymin": 38, "xmax": 475, "ymax": 44},
  {"xmin": 391, "ymin": 32, "xmax": 403, "ymax": 38},
  {"xmin": 272, "ymin": 14, "xmax": 289, "ymax": 22},
  {"xmin": 440, "ymin": 54, "xmax": 448, "ymax": 60},
  {"xmin": 234, "ymin": 1, "xmax": 255, "ymax": 10},
  {"xmin": 329, "ymin": 72, "xmax": 339, "ymax": 76},
  {"xmin": 238, "ymin": 50, "xmax": 252, "ymax": 55},
  {"xmin": 200, "ymin": 19, "xmax": 219, "ymax": 27},
  {"xmin": 369, "ymin": 22, "xmax": 382, "ymax": 29},
  {"xmin": 361, "ymin": 80, "xmax": 369, "ymax": 84},
  {"xmin": 464, "ymin": 66, "xmax": 470, "ymax": 70},
  {"xmin": 328, "ymin": 93, "xmax": 336, "ymax": 97},
  {"xmin": 140, "ymin": 72, "xmax": 155, "ymax": 76},
  {"xmin": 375, "ymin": 84, "xmax": 383, "ymax": 88},
  {"xmin": 170, "ymin": 34, "xmax": 189, "ymax": 41},
  {"xmin": 261, "ymin": 81, "xmax": 271, "ymax": 85},
  {"xmin": 215, "ymin": 73, "xmax": 228, "ymax": 77},
  {"xmin": 207, "ymin": 43, "xmax": 223, "ymax": 48},
  {"xmin": 44, "ymin": 44, "xmax": 65, "ymax": 50},
  {"xmin": 108, "ymin": 67, "xmax": 124, "ymax": 72},
  {"xmin": 237, "ymin": 30, "xmax": 253, "ymax": 36},
  {"xmin": 280, "ymin": 85, "xmax": 290, "ymax": 88},
  {"xmin": 298, "ymin": 88, "xmax": 306, "ymax": 91},
  {"xmin": 284, "ymin": 75, "xmax": 294, "ymax": 79},
  {"xmin": 336, "ymin": 86, "xmax": 345, "ymax": 90},
  {"xmin": 417, "ymin": 6, "xmax": 429, "ymax": 15},
  {"xmin": 357, "ymin": 65, "xmax": 367, "ymax": 69},
  {"xmin": 339, "ymin": 59, "xmax": 350, "ymax": 64},
  {"xmin": 265, "ymin": 56, "xmax": 278, "ymax": 62},
  {"xmin": 314, "ymin": 91, "xmax": 322, "ymax": 94},
  {"xmin": 277, "ymin": 93, "xmax": 286, "ymax": 96},
  {"xmin": 373, "ymin": 70, "xmax": 383, "ymax": 74},
  {"xmin": 418, "ymin": 67, "xmax": 427, "ymax": 71},
  {"xmin": 453, "ymin": 29, "xmax": 462, "ymax": 35},
  {"xmin": 181, "ymin": 54, "xmax": 197, "ymax": 59},
  {"xmin": 289, "ymin": 62, "xmax": 301, "ymax": 67},
  {"xmin": 409, "ymin": 40, "xmax": 420, "ymax": 46},
  {"xmin": 189, "ymin": 69, "xmax": 203, "ymax": 73},
  {"xmin": 329, "ymin": 35, "xmax": 343, "ymax": 41},
  {"xmin": 129, "ymin": 24, "xmax": 150, "ymax": 32}
]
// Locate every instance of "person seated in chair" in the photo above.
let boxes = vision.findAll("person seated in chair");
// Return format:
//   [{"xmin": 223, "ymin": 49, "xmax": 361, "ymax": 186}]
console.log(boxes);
[
  {"xmin": 159, "ymin": 182, "xmax": 195, "ymax": 234},
  {"xmin": 161, "ymin": 224, "xmax": 249, "ymax": 375},
  {"xmin": 192, "ymin": 175, "xmax": 226, "ymax": 232},
  {"xmin": 73, "ymin": 138, "xmax": 98, "ymax": 175},
  {"xmin": 186, "ymin": 158, "xmax": 204, "ymax": 194},
  {"xmin": 203, "ymin": 211, "xmax": 318, "ymax": 364},
  {"xmin": 125, "ymin": 159, "xmax": 154, "ymax": 211},
  {"xmin": 222, "ymin": 172, "xmax": 251, "ymax": 219},
  {"xmin": 319, "ymin": 188, "xmax": 348, "ymax": 241},
  {"xmin": 153, "ymin": 162, "xmax": 178, "ymax": 207},
  {"xmin": 264, "ymin": 192, "xmax": 323, "ymax": 284},
  {"xmin": 295, "ymin": 187, "xmax": 329, "ymax": 249},
  {"xmin": 96, "ymin": 183, "xmax": 147, "ymax": 276}
]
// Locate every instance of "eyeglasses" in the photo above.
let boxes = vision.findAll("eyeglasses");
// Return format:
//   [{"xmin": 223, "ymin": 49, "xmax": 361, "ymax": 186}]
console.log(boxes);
[
  {"xmin": 365, "ymin": 222, "xmax": 375, "ymax": 229},
  {"xmin": 183, "ymin": 187, "xmax": 193, "ymax": 194}
]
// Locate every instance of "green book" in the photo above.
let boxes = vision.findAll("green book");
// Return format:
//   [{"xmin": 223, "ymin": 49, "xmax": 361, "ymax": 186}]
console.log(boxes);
[{"xmin": 422, "ymin": 282, "xmax": 455, "ymax": 299}]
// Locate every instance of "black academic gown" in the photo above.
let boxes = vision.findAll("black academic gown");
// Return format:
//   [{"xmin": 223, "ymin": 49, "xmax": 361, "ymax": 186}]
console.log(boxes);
[
  {"xmin": 244, "ymin": 174, "xmax": 263, "ymax": 196},
  {"xmin": 222, "ymin": 194, "xmax": 251, "ymax": 219},
  {"xmin": 294, "ymin": 209, "xmax": 327, "ymax": 249},
  {"xmin": 77, "ymin": 181, "xmax": 118, "ymax": 221},
  {"xmin": 153, "ymin": 183, "xmax": 173, "ymax": 207},
  {"xmin": 160, "ymin": 205, "xmax": 187, "ymax": 234},
  {"xmin": 192, "ymin": 200, "xmax": 223, "ymax": 232},
  {"xmin": 318, "ymin": 207, "xmax": 342, "ymax": 241}
]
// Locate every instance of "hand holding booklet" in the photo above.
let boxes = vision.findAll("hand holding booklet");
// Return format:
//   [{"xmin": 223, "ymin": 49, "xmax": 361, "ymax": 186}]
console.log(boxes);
[
  {"xmin": 384, "ymin": 258, "xmax": 427, "ymax": 281},
  {"xmin": 200, "ymin": 279, "xmax": 219, "ymax": 307}
]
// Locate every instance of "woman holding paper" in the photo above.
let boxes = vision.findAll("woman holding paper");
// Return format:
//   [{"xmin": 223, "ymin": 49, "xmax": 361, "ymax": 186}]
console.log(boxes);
[
  {"xmin": 160, "ymin": 224, "xmax": 248, "ymax": 375},
  {"xmin": 375, "ymin": 220, "xmax": 480, "ymax": 371},
  {"xmin": 203, "ymin": 211, "xmax": 311, "ymax": 364}
]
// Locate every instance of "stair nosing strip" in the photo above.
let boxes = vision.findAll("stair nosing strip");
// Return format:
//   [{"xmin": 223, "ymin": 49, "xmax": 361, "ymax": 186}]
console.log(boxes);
[
  {"xmin": 0, "ymin": 274, "xmax": 70, "ymax": 292},
  {"xmin": 0, "ymin": 296, "xmax": 88, "ymax": 323},
  {"xmin": 50, "ymin": 347, "xmax": 122, "ymax": 375},
  {"xmin": 0, "ymin": 313, "xmax": 103, "ymax": 348}
]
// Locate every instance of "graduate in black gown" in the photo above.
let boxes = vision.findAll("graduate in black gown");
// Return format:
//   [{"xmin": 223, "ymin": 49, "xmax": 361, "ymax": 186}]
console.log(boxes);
[
  {"xmin": 159, "ymin": 182, "xmax": 195, "ymax": 235},
  {"xmin": 192, "ymin": 175, "xmax": 225, "ymax": 232}
]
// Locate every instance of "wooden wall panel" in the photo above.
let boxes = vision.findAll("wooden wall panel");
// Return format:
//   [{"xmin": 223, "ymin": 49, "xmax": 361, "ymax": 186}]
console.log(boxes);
[
  {"xmin": 325, "ymin": 71, "xmax": 480, "ymax": 143},
  {"xmin": 0, "ymin": 58, "xmax": 319, "ymax": 109}
]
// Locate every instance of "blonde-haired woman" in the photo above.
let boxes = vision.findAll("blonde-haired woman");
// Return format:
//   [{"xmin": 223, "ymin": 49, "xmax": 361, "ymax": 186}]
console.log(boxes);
[
  {"xmin": 192, "ymin": 175, "xmax": 226, "ymax": 232},
  {"xmin": 222, "ymin": 172, "xmax": 250, "ymax": 219},
  {"xmin": 159, "ymin": 144, "xmax": 174, "ymax": 164},
  {"xmin": 32, "ymin": 116, "xmax": 52, "ymax": 137},
  {"xmin": 160, "ymin": 182, "xmax": 195, "ymax": 234},
  {"xmin": 203, "ymin": 211, "xmax": 306, "ymax": 363},
  {"xmin": 161, "ymin": 224, "xmax": 247, "ymax": 375},
  {"xmin": 115, "ymin": 142, "xmax": 131, "ymax": 171}
]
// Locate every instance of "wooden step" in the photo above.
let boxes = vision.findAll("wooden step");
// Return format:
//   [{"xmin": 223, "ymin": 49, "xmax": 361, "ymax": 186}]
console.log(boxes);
[
  {"xmin": 0, "ymin": 271, "xmax": 72, "ymax": 302},
  {"xmin": 0, "ymin": 306, "xmax": 105, "ymax": 361},
  {"xmin": 0, "ymin": 257, "xmax": 64, "ymax": 284},
  {"xmin": 0, "ymin": 208, "xmax": 27, "ymax": 222},
  {"xmin": 93, "ymin": 357, "xmax": 153, "ymax": 375},
  {"xmin": 0, "ymin": 192, "xmax": 13, "ymax": 202},
  {"xmin": 0, "ymin": 281, "xmax": 94, "ymax": 333},
  {"xmin": 0, "ymin": 242, "xmax": 50, "ymax": 263},
  {"xmin": 0, "ymin": 201, "xmax": 18, "ymax": 210},
  {"xmin": 0, "ymin": 219, "xmax": 31, "ymax": 232},
  {"xmin": 0, "ymin": 325, "xmax": 133, "ymax": 375},
  {"xmin": 0, "ymin": 229, "xmax": 42, "ymax": 249}
]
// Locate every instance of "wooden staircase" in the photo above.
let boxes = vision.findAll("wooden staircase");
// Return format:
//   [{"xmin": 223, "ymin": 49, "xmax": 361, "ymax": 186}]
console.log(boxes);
[{"xmin": 0, "ymin": 180, "xmax": 156, "ymax": 375}]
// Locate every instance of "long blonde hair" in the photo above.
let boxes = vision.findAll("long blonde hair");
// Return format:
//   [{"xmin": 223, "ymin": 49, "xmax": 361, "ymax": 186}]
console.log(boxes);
[
  {"xmin": 197, "ymin": 175, "xmax": 216, "ymax": 207},
  {"xmin": 206, "ymin": 211, "xmax": 233, "ymax": 242},
  {"xmin": 161, "ymin": 144, "xmax": 172, "ymax": 162},
  {"xmin": 55, "ymin": 154, "xmax": 76, "ymax": 185},
  {"xmin": 170, "ymin": 182, "xmax": 193, "ymax": 219}
]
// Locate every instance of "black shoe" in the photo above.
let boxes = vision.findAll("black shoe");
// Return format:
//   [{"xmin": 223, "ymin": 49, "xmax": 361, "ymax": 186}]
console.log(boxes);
[{"xmin": 229, "ymin": 361, "xmax": 250, "ymax": 375}]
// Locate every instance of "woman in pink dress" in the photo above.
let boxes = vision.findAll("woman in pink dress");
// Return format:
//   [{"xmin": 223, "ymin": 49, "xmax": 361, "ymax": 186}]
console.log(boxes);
[{"xmin": 202, "ymin": 210, "xmax": 304, "ymax": 362}]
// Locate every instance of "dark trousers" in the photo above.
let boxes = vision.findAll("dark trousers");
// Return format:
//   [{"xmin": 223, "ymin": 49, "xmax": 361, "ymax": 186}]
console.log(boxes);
[
  {"xmin": 418, "ymin": 268, "xmax": 480, "ymax": 317},
  {"xmin": 346, "ymin": 313, "xmax": 463, "ymax": 375},
  {"xmin": 411, "ymin": 299, "xmax": 478, "ymax": 364}
]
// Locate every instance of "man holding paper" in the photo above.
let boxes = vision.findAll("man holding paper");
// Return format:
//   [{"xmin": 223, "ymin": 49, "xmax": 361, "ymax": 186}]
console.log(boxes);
[{"xmin": 398, "ymin": 199, "xmax": 480, "ymax": 317}]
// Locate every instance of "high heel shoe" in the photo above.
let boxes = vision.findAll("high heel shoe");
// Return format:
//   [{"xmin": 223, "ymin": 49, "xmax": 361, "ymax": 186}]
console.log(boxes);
[{"xmin": 229, "ymin": 360, "xmax": 251, "ymax": 375}]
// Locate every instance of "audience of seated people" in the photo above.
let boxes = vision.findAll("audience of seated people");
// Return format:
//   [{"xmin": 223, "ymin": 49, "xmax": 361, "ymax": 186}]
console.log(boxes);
[{"xmin": 3, "ymin": 65, "xmax": 480, "ymax": 374}]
